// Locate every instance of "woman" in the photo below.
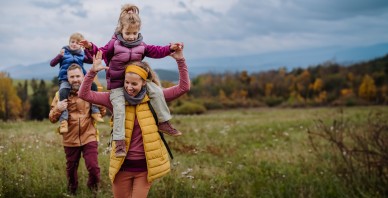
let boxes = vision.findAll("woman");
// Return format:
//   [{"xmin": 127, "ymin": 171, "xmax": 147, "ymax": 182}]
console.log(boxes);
[{"xmin": 78, "ymin": 47, "xmax": 190, "ymax": 197}]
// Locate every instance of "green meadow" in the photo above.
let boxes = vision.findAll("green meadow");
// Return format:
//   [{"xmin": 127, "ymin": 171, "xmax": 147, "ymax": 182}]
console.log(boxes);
[{"xmin": 0, "ymin": 106, "xmax": 387, "ymax": 198}]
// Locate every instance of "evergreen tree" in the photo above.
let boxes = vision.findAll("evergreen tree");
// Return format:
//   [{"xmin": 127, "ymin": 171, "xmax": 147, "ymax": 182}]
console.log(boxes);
[{"xmin": 30, "ymin": 79, "xmax": 49, "ymax": 121}]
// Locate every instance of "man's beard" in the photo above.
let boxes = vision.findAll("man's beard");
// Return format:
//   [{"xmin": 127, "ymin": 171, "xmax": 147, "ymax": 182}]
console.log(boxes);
[{"xmin": 71, "ymin": 84, "xmax": 80, "ymax": 91}]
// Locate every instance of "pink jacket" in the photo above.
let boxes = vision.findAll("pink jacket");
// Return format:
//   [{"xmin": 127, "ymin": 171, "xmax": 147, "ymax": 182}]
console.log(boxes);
[
  {"xmin": 89, "ymin": 34, "xmax": 171, "ymax": 90},
  {"xmin": 78, "ymin": 58, "xmax": 190, "ymax": 112}
]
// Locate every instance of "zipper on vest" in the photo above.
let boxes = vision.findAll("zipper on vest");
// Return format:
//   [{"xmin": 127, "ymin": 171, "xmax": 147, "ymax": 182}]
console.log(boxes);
[{"xmin": 78, "ymin": 118, "xmax": 82, "ymax": 146}]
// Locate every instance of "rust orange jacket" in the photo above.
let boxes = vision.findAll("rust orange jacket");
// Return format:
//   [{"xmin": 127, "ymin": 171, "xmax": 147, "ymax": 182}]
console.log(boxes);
[{"xmin": 49, "ymin": 91, "xmax": 106, "ymax": 147}]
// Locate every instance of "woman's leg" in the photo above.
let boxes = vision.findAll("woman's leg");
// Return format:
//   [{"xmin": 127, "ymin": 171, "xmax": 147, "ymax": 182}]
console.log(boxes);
[
  {"xmin": 112, "ymin": 171, "xmax": 151, "ymax": 198},
  {"xmin": 131, "ymin": 172, "xmax": 152, "ymax": 198},
  {"xmin": 112, "ymin": 171, "xmax": 132, "ymax": 198}
]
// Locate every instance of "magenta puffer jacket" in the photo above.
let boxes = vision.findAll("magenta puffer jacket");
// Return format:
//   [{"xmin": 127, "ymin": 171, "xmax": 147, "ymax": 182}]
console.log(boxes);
[{"xmin": 89, "ymin": 34, "xmax": 172, "ymax": 90}]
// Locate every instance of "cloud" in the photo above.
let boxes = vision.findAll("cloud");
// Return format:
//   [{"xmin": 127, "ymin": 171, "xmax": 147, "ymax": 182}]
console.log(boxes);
[{"xmin": 0, "ymin": 0, "xmax": 388, "ymax": 70}]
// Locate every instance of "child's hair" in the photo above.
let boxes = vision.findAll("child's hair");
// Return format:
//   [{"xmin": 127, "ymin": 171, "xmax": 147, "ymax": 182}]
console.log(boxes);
[
  {"xmin": 69, "ymin": 33, "xmax": 84, "ymax": 42},
  {"xmin": 115, "ymin": 4, "xmax": 141, "ymax": 34},
  {"xmin": 67, "ymin": 63, "xmax": 83, "ymax": 72},
  {"xmin": 130, "ymin": 61, "xmax": 160, "ymax": 86}
]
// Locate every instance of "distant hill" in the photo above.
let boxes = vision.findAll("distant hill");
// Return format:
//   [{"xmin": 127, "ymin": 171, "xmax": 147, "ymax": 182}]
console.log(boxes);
[
  {"xmin": 2, "ymin": 42, "xmax": 388, "ymax": 79},
  {"xmin": 185, "ymin": 42, "xmax": 388, "ymax": 76},
  {"xmin": 3, "ymin": 62, "xmax": 179, "ymax": 82},
  {"xmin": 96, "ymin": 69, "xmax": 178, "ymax": 82}
]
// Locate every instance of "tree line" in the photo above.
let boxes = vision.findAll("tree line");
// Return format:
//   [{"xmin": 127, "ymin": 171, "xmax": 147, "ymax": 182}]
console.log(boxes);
[
  {"xmin": 182, "ymin": 54, "xmax": 388, "ymax": 111},
  {"xmin": 0, "ymin": 75, "xmax": 54, "ymax": 121},
  {"xmin": 1, "ymin": 54, "xmax": 387, "ymax": 120}
]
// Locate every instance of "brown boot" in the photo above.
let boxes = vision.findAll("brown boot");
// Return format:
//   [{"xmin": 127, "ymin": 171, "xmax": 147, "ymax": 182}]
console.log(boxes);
[
  {"xmin": 91, "ymin": 113, "xmax": 104, "ymax": 122},
  {"xmin": 59, "ymin": 120, "xmax": 68, "ymax": 133},
  {"xmin": 158, "ymin": 121, "xmax": 182, "ymax": 137},
  {"xmin": 115, "ymin": 140, "xmax": 126, "ymax": 158}
]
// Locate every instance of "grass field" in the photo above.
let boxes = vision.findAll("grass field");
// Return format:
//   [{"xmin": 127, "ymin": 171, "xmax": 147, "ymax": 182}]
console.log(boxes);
[{"xmin": 0, "ymin": 106, "xmax": 387, "ymax": 198}]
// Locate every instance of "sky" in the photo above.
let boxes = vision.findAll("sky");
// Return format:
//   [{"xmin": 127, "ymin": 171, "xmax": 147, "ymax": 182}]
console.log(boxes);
[{"xmin": 1, "ymin": 0, "xmax": 388, "ymax": 70}]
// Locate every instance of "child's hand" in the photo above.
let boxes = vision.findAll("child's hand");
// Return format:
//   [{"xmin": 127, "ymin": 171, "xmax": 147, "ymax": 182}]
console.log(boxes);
[
  {"xmin": 79, "ymin": 40, "xmax": 92, "ymax": 50},
  {"xmin": 170, "ymin": 42, "xmax": 184, "ymax": 51},
  {"xmin": 92, "ymin": 51, "xmax": 109, "ymax": 72},
  {"xmin": 170, "ymin": 43, "xmax": 184, "ymax": 60},
  {"xmin": 57, "ymin": 99, "xmax": 68, "ymax": 111},
  {"xmin": 59, "ymin": 49, "xmax": 65, "ymax": 56}
]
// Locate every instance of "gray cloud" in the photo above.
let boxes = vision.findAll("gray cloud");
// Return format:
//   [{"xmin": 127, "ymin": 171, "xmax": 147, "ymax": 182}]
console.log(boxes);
[
  {"xmin": 0, "ymin": 0, "xmax": 388, "ymax": 69},
  {"xmin": 31, "ymin": 1, "xmax": 62, "ymax": 9}
]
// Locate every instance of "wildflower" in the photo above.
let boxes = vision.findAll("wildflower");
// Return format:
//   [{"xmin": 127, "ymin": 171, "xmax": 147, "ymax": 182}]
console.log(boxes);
[{"xmin": 181, "ymin": 168, "xmax": 193, "ymax": 176}]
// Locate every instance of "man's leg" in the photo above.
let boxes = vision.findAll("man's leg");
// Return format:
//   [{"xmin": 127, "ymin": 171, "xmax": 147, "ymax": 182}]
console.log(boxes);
[
  {"xmin": 82, "ymin": 141, "xmax": 100, "ymax": 191},
  {"xmin": 64, "ymin": 146, "xmax": 82, "ymax": 195}
]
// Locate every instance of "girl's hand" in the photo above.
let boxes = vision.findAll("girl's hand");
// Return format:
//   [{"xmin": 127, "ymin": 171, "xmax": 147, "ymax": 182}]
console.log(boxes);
[
  {"xmin": 170, "ymin": 42, "xmax": 184, "ymax": 51},
  {"xmin": 79, "ymin": 40, "xmax": 92, "ymax": 50},
  {"xmin": 92, "ymin": 51, "xmax": 109, "ymax": 72},
  {"xmin": 170, "ymin": 42, "xmax": 184, "ymax": 60},
  {"xmin": 59, "ymin": 49, "xmax": 65, "ymax": 56}
]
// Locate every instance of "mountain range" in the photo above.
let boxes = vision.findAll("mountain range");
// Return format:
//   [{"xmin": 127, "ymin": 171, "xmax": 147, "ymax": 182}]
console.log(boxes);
[{"xmin": 2, "ymin": 42, "xmax": 388, "ymax": 80}]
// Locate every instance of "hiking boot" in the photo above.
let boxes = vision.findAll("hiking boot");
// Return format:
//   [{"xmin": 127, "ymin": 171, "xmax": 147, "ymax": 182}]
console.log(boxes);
[
  {"xmin": 115, "ymin": 140, "xmax": 126, "ymax": 158},
  {"xmin": 92, "ymin": 113, "xmax": 104, "ymax": 122},
  {"xmin": 60, "ymin": 120, "xmax": 68, "ymax": 133},
  {"xmin": 158, "ymin": 121, "xmax": 182, "ymax": 137}
]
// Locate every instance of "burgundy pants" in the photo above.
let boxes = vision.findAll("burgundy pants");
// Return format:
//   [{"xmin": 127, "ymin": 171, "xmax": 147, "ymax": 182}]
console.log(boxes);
[{"xmin": 64, "ymin": 141, "xmax": 100, "ymax": 194}]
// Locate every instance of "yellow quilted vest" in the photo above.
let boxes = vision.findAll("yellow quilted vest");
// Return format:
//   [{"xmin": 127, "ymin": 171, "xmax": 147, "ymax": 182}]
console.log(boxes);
[{"xmin": 108, "ymin": 95, "xmax": 171, "ymax": 183}]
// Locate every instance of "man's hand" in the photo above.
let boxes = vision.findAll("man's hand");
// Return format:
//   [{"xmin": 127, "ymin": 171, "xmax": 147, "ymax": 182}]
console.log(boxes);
[
  {"xmin": 79, "ymin": 40, "xmax": 92, "ymax": 50},
  {"xmin": 92, "ymin": 51, "xmax": 109, "ymax": 72},
  {"xmin": 57, "ymin": 99, "xmax": 68, "ymax": 111}
]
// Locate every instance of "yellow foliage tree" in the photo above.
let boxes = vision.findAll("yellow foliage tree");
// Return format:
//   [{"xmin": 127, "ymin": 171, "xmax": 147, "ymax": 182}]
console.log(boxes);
[
  {"xmin": 265, "ymin": 83, "xmax": 273, "ymax": 97},
  {"xmin": 358, "ymin": 74, "xmax": 377, "ymax": 101},
  {"xmin": 0, "ymin": 72, "xmax": 22, "ymax": 120},
  {"xmin": 218, "ymin": 89, "xmax": 228, "ymax": 101},
  {"xmin": 312, "ymin": 78, "xmax": 323, "ymax": 92}
]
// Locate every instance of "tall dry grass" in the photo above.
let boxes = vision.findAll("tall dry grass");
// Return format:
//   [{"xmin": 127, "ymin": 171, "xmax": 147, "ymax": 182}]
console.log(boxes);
[{"xmin": 0, "ymin": 106, "xmax": 387, "ymax": 197}]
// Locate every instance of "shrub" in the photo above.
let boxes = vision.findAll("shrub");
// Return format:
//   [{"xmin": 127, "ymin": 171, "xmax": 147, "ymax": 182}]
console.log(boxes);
[
  {"xmin": 172, "ymin": 102, "xmax": 207, "ymax": 115},
  {"xmin": 263, "ymin": 96, "xmax": 284, "ymax": 107},
  {"xmin": 307, "ymin": 109, "xmax": 388, "ymax": 196}
]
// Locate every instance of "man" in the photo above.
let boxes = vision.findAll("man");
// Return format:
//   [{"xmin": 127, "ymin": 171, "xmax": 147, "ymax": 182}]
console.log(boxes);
[{"xmin": 49, "ymin": 63, "xmax": 106, "ymax": 196}]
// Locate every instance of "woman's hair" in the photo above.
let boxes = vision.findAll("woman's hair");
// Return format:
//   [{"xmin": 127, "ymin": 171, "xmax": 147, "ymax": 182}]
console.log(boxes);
[
  {"xmin": 115, "ymin": 4, "xmax": 141, "ymax": 34},
  {"xmin": 69, "ymin": 32, "xmax": 84, "ymax": 42},
  {"xmin": 128, "ymin": 61, "xmax": 160, "ymax": 86}
]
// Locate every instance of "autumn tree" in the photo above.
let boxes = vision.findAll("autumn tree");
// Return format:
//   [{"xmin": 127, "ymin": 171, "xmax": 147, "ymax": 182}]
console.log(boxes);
[
  {"xmin": 0, "ymin": 72, "xmax": 22, "ymax": 120},
  {"xmin": 16, "ymin": 80, "xmax": 30, "ymax": 119},
  {"xmin": 358, "ymin": 74, "xmax": 377, "ymax": 101}
]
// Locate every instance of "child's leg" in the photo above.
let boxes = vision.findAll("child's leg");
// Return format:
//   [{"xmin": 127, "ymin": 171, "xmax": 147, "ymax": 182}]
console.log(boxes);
[
  {"xmin": 59, "ymin": 81, "xmax": 71, "ymax": 121},
  {"xmin": 110, "ymin": 87, "xmax": 126, "ymax": 157},
  {"xmin": 146, "ymin": 81, "xmax": 181, "ymax": 136},
  {"xmin": 90, "ymin": 82, "xmax": 103, "ymax": 122},
  {"xmin": 59, "ymin": 81, "xmax": 71, "ymax": 133},
  {"xmin": 110, "ymin": 88, "xmax": 126, "ymax": 141},
  {"xmin": 146, "ymin": 81, "xmax": 172, "ymax": 123}
]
